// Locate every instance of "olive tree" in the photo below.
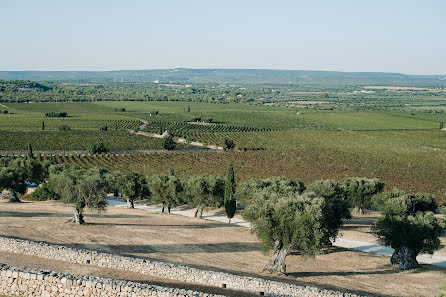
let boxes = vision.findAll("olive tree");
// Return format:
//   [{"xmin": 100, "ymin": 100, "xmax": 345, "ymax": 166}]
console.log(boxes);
[
  {"xmin": 118, "ymin": 173, "xmax": 150, "ymax": 208},
  {"xmin": 49, "ymin": 167, "xmax": 109, "ymax": 224},
  {"xmin": 308, "ymin": 180, "xmax": 351, "ymax": 243},
  {"xmin": 236, "ymin": 176, "xmax": 305, "ymax": 207},
  {"xmin": 183, "ymin": 174, "xmax": 224, "ymax": 218},
  {"xmin": 0, "ymin": 157, "xmax": 47, "ymax": 202},
  {"xmin": 344, "ymin": 177, "xmax": 384, "ymax": 214},
  {"xmin": 372, "ymin": 190, "xmax": 446, "ymax": 270},
  {"xmin": 148, "ymin": 172, "xmax": 183, "ymax": 213},
  {"xmin": 242, "ymin": 178, "xmax": 350, "ymax": 274}
]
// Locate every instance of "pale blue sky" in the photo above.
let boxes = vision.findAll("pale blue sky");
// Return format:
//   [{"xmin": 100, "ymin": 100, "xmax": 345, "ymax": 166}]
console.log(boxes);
[{"xmin": 1, "ymin": 0, "xmax": 445, "ymax": 74}]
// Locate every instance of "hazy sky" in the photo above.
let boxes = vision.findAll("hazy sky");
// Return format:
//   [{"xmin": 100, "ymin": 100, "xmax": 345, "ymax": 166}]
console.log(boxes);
[{"xmin": 1, "ymin": 0, "xmax": 445, "ymax": 74}]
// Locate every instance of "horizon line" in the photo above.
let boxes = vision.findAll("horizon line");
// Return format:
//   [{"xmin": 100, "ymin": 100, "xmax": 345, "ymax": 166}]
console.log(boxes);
[{"xmin": 0, "ymin": 68, "xmax": 445, "ymax": 77}]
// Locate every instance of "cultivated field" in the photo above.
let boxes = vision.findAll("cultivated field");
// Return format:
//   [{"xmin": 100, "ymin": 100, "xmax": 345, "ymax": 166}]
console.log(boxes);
[{"xmin": 0, "ymin": 199, "xmax": 445, "ymax": 297}]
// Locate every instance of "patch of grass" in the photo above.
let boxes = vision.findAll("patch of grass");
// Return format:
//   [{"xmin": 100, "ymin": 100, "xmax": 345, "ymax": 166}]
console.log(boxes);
[{"xmin": 298, "ymin": 111, "xmax": 439, "ymax": 130}]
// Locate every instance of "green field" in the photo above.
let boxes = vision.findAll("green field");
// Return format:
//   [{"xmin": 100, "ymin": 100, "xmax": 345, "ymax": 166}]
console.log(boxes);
[
  {"xmin": 298, "ymin": 111, "xmax": 440, "ymax": 130},
  {"xmin": 0, "ymin": 131, "xmax": 191, "ymax": 151},
  {"xmin": 1, "ymin": 99, "xmax": 446, "ymax": 201}
]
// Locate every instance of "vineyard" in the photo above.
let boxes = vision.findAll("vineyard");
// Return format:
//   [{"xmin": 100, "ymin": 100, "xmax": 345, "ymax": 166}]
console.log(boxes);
[
  {"xmin": 6, "ymin": 145, "xmax": 443, "ymax": 199},
  {"xmin": 0, "ymin": 115, "xmax": 140, "ymax": 131},
  {"xmin": 0, "ymin": 130, "xmax": 191, "ymax": 150},
  {"xmin": 2, "ymin": 101, "xmax": 446, "ymax": 201}
]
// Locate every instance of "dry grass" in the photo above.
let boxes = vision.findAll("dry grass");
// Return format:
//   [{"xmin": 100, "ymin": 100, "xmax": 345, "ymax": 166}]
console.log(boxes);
[{"xmin": 0, "ymin": 199, "xmax": 445, "ymax": 297}]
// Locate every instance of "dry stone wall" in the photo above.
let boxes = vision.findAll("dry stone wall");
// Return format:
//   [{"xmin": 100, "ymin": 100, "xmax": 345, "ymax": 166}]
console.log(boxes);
[
  {"xmin": 0, "ymin": 264, "xmax": 223, "ymax": 297},
  {"xmin": 0, "ymin": 236, "xmax": 363, "ymax": 297}
]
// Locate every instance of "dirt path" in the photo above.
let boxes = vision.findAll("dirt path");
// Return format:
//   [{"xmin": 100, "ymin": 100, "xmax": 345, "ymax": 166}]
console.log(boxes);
[
  {"xmin": 0, "ymin": 103, "xmax": 13, "ymax": 110},
  {"xmin": 108, "ymin": 199, "xmax": 446, "ymax": 269},
  {"xmin": 133, "ymin": 119, "xmax": 224, "ymax": 151}
]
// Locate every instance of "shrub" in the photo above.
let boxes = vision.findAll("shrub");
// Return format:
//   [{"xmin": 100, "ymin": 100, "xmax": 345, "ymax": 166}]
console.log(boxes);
[
  {"xmin": 89, "ymin": 142, "xmax": 107, "ymax": 154},
  {"xmin": 30, "ymin": 183, "xmax": 58, "ymax": 201},
  {"xmin": 59, "ymin": 125, "xmax": 71, "ymax": 131},
  {"xmin": 45, "ymin": 112, "xmax": 67, "ymax": 118},
  {"xmin": 163, "ymin": 135, "xmax": 176, "ymax": 150},
  {"xmin": 223, "ymin": 138, "xmax": 235, "ymax": 151}
]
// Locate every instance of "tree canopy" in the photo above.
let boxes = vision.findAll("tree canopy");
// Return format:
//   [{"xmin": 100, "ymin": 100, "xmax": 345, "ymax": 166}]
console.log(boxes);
[
  {"xmin": 241, "ymin": 177, "xmax": 350, "ymax": 274},
  {"xmin": 118, "ymin": 173, "xmax": 151, "ymax": 208},
  {"xmin": 0, "ymin": 157, "xmax": 47, "ymax": 202},
  {"xmin": 148, "ymin": 172, "xmax": 183, "ymax": 213},
  {"xmin": 49, "ymin": 166, "xmax": 110, "ymax": 224},
  {"xmin": 183, "ymin": 174, "xmax": 224, "ymax": 218},
  {"xmin": 236, "ymin": 176, "xmax": 305, "ymax": 207},
  {"xmin": 372, "ymin": 190, "xmax": 446, "ymax": 270},
  {"xmin": 343, "ymin": 177, "xmax": 384, "ymax": 213}
]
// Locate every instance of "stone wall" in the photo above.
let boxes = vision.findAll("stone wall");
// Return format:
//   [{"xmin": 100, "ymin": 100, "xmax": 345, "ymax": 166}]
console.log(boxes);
[
  {"xmin": 0, "ymin": 264, "xmax": 223, "ymax": 297},
  {"xmin": 0, "ymin": 236, "xmax": 362, "ymax": 297}
]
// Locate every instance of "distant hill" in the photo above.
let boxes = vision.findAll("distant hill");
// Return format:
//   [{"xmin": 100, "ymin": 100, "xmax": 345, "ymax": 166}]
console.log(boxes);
[{"xmin": 0, "ymin": 69, "xmax": 445, "ymax": 86}]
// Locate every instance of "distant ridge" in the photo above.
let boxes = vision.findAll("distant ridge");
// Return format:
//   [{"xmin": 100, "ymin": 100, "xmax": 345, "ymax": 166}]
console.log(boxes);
[{"xmin": 0, "ymin": 69, "xmax": 445, "ymax": 85}]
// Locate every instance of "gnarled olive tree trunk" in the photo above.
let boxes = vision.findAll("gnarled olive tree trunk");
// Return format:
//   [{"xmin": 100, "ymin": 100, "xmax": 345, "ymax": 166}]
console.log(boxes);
[
  {"xmin": 9, "ymin": 189, "xmax": 21, "ymax": 203},
  {"xmin": 73, "ymin": 210, "xmax": 85, "ymax": 225},
  {"xmin": 262, "ymin": 240, "xmax": 288, "ymax": 274},
  {"xmin": 127, "ymin": 198, "xmax": 134, "ymax": 208},
  {"xmin": 391, "ymin": 245, "xmax": 418, "ymax": 270},
  {"xmin": 194, "ymin": 207, "xmax": 203, "ymax": 219},
  {"xmin": 67, "ymin": 207, "xmax": 85, "ymax": 224}
]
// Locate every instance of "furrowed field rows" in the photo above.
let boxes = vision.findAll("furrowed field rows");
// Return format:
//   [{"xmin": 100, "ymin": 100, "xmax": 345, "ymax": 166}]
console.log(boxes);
[
  {"xmin": 0, "ymin": 116, "xmax": 141, "ymax": 130},
  {"xmin": 0, "ymin": 131, "xmax": 193, "ymax": 150},
  {"xmin": 22, "ymin": 145, "xmax": 446, "ymax": 199}
]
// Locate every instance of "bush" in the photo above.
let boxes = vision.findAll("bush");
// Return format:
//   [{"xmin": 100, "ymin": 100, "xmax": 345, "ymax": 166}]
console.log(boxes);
[
  {"xmin": 114, "ymin": 108, "xmax": 126, "ymax": 112},
  {"xmin": 45, "ymin": 112, "xmax": 67, "ymax": 118},
  {"xmin": 163, "ymin": 135, "xmax": 176, "ymax": 150},
  {"xmin": 59, "ymin": 125, "xmax": 70, "ymax": 131},
  {"xmin": 223, "ymin": 138, "xmax": 235, "ymax": 151},
  {"xmin": 89, "ymin": 142, "xmax": 107, "ymax": 154},
  {"xmin": 30, "ymin": 183, "xmax": 58, "ymax": 201}
]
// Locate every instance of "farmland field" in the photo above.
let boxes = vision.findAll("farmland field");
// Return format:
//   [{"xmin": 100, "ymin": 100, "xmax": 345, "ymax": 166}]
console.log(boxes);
[
  {"xmin": 0, "ymin": 130, "xmax": 185, "ymax": 150},
  {"xmin": 1, "ymin": 100, "xmax": 446, "ymax": 200},
  {"xmin": 298, "ymin": 111, "xmax": 440, "ymax": 130}
]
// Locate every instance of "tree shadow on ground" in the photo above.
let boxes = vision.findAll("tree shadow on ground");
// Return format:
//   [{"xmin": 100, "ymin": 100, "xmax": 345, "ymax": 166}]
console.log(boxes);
[
  {"xmin": 0, "ymin": 211, "xmax": 143, "ymax": 219},
  {"xmin": 70, "ymin": 242, "xmax": 262, "ymax": 254},
  {"xmin": 88, "ymin": 222, "xmax": 228, "ymax": 229},
  {"xmin": 287, "ymin": 268, "xmax": 396, "ymax": 278},
  {"xmin": 0, "ymin": 235, "xmax": 394, "ymax": 297}
]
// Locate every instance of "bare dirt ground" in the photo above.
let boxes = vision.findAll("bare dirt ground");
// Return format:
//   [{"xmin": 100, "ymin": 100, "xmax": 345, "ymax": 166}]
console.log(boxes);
[{"xmin": 0, "ymin": 199, "xmax": 445, "ymax": 297}]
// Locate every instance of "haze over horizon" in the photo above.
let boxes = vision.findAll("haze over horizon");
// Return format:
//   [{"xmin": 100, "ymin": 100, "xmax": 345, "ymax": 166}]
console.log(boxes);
[{"xmin": 1, "ymin": 0, "xmax": 445, "ymax": 75}]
